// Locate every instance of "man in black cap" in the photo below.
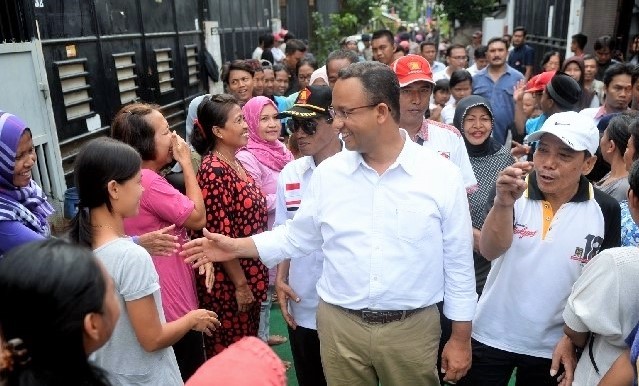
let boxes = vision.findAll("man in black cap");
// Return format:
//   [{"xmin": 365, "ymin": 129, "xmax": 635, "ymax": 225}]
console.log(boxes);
[{"xmin": 273, "ymin": 85, "xmax": 341, "ymax": 386}]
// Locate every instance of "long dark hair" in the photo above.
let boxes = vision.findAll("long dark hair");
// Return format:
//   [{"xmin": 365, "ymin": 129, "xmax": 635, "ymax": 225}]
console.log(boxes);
[
  {"xmin": 68, "ymin": 137, "xmax": 141, "ymax": 247},
  {"xmin": 0, "ymin": 239, "xmax": 111, "ymax": 385},
  {"xmin": 191, "ymin": 94, "xmax": 239, "ymax": 156}
]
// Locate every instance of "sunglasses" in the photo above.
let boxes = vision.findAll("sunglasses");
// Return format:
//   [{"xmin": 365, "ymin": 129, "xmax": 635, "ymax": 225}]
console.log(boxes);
[{"xmin": 291, "ymin": 117, "xmax": 332, "ymax": 135}]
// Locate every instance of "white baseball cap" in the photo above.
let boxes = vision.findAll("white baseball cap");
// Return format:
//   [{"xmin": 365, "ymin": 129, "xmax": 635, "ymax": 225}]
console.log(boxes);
[{"xmin": 526, "ymin": 111, "xmax": 599, "ymax": 155}]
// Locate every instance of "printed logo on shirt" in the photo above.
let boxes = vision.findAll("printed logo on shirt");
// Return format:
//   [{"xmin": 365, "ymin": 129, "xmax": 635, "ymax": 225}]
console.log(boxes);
[
  {"xmin": 439, "ymin": 151, "xmax": 450, "ymax": 159},
  {"xmin": 513, "ymin": 222, "xmax": 537, "ymax": 239},
  {"xmin": 285, "ymin": 182, "xmax": 302, "ymax": 211},
  {"xmin": 570, "ymin": 234, "xmax": 603, "ymax": 265}
]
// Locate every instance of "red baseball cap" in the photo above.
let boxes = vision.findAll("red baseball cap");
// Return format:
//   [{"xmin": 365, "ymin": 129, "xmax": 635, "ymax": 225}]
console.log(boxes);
[
  {"xmin": 391, "ymin": 54, "xmax": 435, "ymax": 87},
  {"xmin": 526, "ymin": 71, "xmax": 556, "ymax": 93}
]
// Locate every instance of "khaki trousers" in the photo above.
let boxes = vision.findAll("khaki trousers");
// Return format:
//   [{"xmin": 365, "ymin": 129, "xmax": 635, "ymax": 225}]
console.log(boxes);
[{"xmin": 316, "ymin": 300, "xmax": 441, "ymax": 386}]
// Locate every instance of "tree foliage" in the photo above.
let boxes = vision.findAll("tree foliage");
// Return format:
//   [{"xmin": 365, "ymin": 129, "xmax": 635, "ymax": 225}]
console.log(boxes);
[
  {"xmin": 436, "ymin": 0, "xmax": 497, "ymax": 24},
  {"xmin": 309, "ymin": 12, "xmax": 358, "ymax": 65}
]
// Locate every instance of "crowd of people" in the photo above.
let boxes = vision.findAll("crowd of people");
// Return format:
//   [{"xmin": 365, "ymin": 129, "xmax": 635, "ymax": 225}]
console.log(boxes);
[{"xmin": 3, "ymin": 24, "xmax": 639, "ymax": 386}]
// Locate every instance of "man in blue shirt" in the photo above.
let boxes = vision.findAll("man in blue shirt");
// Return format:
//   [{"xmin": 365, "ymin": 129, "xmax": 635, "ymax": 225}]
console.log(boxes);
[
  {"xmin": 508, "ymin": 26, "xmax": 535, "ymax": 81},
  {"xmin": 473, "ymin": 37, "xmax": 524, "ymax": 145}
]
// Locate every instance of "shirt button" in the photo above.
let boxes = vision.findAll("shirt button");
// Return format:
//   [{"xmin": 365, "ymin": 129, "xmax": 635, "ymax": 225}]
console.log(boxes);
[
  {"xmin": 545, "ymin": 217, "xmax": 551, "ymax": 221},
  {"xmin": 373, "ymin": 276, "xmax": 378, "ymax": 281}
]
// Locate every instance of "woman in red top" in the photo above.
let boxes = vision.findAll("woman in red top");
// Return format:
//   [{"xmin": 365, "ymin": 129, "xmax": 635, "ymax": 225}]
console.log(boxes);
[{"xmin": 190, "ymin": 94, "xmax": 268, "ymax": 357}]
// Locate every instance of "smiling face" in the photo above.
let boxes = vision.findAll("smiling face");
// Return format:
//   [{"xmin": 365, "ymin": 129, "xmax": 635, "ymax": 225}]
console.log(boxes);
[
  {"xmin": 13, "ymin": 131, "xmax": 36, "ymax": 188},
  {"xmin": 227, "ymin": 69, "xmax": 254, "ymax": 103},
  {"xmin": 274, "ymin": 69, "xmax": 289, "ymax": 96},
  {"xmin": 143, "ymin": 109, "xmax": 173, "ymax": 168},
  {"xmin": 331, "ymin": 77, "xmax": 380, "ymax": 152},
  {"xmin": 462, "ymin": 106, "xmax": 492, "ymax": 145},
  {"xmin": 533, "ymin": 134, "xmax": 595, "ymax": 202},
  {"xmin": 215, "ymin": 104, "xmax": 249, "ymax": 150},
  {"xmin": 257, "ymin": 104, "xmax": 281, "ymax": 142}
]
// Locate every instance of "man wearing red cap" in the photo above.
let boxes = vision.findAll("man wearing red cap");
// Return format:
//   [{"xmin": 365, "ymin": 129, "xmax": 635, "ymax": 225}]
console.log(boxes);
[{"xmin": 391, "ymin": 54, "xmax": 477, "ymax": 193}]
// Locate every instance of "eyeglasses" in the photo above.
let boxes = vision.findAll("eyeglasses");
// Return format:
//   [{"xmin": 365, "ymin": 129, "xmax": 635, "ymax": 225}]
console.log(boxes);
[
  {"xmin": 328, "ymin": 104, "xmax": 379, "ymax": 120},
  {"xmin": 291, "ymin": 117, "xmax": 332, "ymax": 135}
]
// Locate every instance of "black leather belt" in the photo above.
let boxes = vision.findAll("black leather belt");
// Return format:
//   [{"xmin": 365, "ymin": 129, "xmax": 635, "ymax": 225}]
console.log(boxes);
[{"xmin": 344, "ymin": 307, "xmax": 424, "ymax": 324}]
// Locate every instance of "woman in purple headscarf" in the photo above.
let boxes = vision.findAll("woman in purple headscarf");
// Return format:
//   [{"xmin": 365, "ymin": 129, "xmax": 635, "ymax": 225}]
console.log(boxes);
[
  {"xmin": 236, "ymin": 96, "xmax": 293, "ymax": 346},
  {"xmin": 0, "ymin": 111, "xmax": 54, "ymax": 254}
]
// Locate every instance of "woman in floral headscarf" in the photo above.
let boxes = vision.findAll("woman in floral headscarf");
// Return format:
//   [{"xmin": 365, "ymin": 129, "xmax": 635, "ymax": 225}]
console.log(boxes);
[
  {"xmin": 236, "ymin": 96, "xmax": 294, "ymax": 346},
  {"xmin": 0, "ymin": 111, "xmax": 54, "ymax": 254}
]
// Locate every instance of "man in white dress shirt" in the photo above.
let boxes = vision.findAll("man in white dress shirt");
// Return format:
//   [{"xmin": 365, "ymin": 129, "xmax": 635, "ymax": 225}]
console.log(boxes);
[
  {"xmin": 182, "ymin": 61, "xmax": 477, "ymax": 385},
  {"xmin": 273, "ymin": 85, "xmax": 341, "ymax": 386}
]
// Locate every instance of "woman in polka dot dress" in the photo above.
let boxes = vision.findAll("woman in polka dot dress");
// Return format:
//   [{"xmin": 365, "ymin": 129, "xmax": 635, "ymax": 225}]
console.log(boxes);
[{"xmin": 190, "ymin": 94, "xmax": 269, "ymax": 357}]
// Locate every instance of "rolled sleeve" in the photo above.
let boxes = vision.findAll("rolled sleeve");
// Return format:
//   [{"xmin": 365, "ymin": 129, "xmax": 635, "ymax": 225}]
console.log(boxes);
[{"xmin": 441, "ymin": 168, "xmax": 478, "ymax": 321}]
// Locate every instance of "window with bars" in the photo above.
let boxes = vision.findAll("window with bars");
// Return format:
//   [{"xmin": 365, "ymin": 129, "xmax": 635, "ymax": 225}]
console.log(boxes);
[
  {"xmin": 154, "ymin": 48, "xmax": 175, "ymax": 93},
  {"xmin": 55, "ymin": 58, "xmax": 95, "ymax": 121},
  {"xmin": 184, "ymin": 44, "xmax": 199, "ymax": 86},
  {"xmin": 113, "ymin": 52, "xmax": 139, "ymax": 104}
]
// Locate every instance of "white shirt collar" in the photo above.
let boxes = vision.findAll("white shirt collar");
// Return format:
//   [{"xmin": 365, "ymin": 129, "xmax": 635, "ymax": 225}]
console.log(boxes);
[{"xmin": 344, "ymin": 128, "xmax": 418, "ymax": 176}]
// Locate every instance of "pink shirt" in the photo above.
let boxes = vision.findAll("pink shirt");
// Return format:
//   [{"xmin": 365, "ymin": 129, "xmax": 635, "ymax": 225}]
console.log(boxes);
[
  {"xmin": 123, "ymin": 169, "xmax": 198, "ymax": 322},
  {"xmin": 236, "ymin": 149, "xmax": 283, "ymax": 284}
]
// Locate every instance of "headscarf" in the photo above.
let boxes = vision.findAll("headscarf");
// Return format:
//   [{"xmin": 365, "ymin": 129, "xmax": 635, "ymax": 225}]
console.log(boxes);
[
  {"xmin": 309, "ymin": 65, "xmax": 328, "ymax": 86},
  {"xmin": 0, "ymin": 112, "xmax": 54, "ymax": 236},
  {"xmin": 453, "ymin": 95, "xmax": 502, "ymax": 158},
  {"xmin": 241, "ymin": 96, "xmax": 293, "ymax": 171}
]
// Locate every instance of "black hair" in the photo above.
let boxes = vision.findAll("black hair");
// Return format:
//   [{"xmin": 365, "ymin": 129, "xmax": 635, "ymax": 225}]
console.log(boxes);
[
  {"xmin": 326, "ymin": 49, "xmax": 359, "ymax": 66},
  {"xmin": 572, "ymin": 33, "xmax": 588, "ymax": 50},
  {"xmin": 629, "ymin": 119, "xmax": 639, "ymax": 163},
  {"xmin": 594, "ymin": 35, "xmax": 615, "ymax": 51},
  {"xmin": 513, "ymin": 26, "xmax": 527, "ymax": 36},
  {"xmin": 285, "ymin": 39, "xmax": 307, "ymax": 56},
  {"xmin": 420, "ymin": 41, "xmax": 436, "ymax": 50},
  {"xmin": 602, "ymin": 62, "xmax": 635, "ymax": 87},
  {"xmin": 337, "ymin": 61, "xmax": 401, "ymax": 123},
  {"xmin": 474, "ymin": 45, "xmax": 487, "ymax": 59},
  {"xmin": 191, "ymin": 94, "xmax": 239, "ymax": 156},
  {"xmin": 221, "ymin": 60, "xmax": 255, "ymax": 86},
  {"xmin": 0, "ymin": 239, "xmax": 111, "ymax": 385},
  {"xmin": 633, "ymin": 65, "xmax": 639, "ymax": 86},
  {"xmin": 110, "ymin": 102, "xmax": 161, "ymax": 161},
  {"xmin": 605, "ymin": 112, "xmax": 636, "ymax": 157},
  {"xmin": 296, "ymin": 57, "xmax": 317, "ymax": 76},
  {"xmin": 371, "ymin": 29, "xmax": 395, "ymax": 45},
  {"xmin": 434, "ymin": 79, "xmax": 450, "ymax": 93},
  {"xmin": 245, "ymin": 59, "xmax": 264, "ymax": 73},
  {"xmin": 69, "ymin": 137, "xmax": 141, "ymax": 247},
  {"xmin": 272, "ymin": 63, "xmax": 291, "ymax": 77},
  {"xmin": 446, "ymin": 44, "xmax": 466, "ymax": 58},
  {"xmin": 449, "ymin": 69, "xmax": 473, "ymax": 89},
  {"xmin": 541, "ymin": 51, "xmax": 562, "ymax": 69},
  {"xmin": 262, "ymin": 33, "xmax": 275, "ymax": 49},
  {"xmin": 629, "ymin": 159, "xmax": 639, "ymax": 199},
  {"xmin": 583, "ymin": 53, "xmax": 596, "ymax": 62},
  {"xmin": 487, "ymin": 37, "xmax": 507, "ymax": 50}
]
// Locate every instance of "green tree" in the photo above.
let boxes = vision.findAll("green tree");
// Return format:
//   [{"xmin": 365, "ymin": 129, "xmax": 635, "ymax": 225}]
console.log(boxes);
[
  {"xmin": 309, "ymin": 12, "xmax": 358, "ymax": 65},
  {"xmin": 436, "ymin": 0, "xmax": 497, "ymax": 24}
]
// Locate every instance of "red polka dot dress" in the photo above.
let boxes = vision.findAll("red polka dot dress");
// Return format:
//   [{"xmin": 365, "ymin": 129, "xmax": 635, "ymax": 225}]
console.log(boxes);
[{"xmin": 194, "ymin": 153, "xmax": 268, "ymax": 357}]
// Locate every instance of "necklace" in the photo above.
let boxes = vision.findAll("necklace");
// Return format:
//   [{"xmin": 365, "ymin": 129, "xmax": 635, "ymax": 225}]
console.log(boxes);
[
  {"xmin": 215, "ymin": 151, "xmax": 248, "ymax": 179},
  {"xmin": 92, "ymin": 224, "xmax": 128, "ymax": 238}
]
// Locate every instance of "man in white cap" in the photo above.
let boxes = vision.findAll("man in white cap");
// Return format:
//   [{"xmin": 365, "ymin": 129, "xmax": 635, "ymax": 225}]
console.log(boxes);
[
  {"xmin": 458, "ymin": 111, "xmax": 621, "ymax": 386},
  {"xmin": 391, "ymin": 54, "xmax": 477, "ymax": 193}
]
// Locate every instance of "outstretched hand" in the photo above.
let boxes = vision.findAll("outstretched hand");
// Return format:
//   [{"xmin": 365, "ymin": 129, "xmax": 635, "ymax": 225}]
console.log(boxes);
[
  {"xmin": 139, "ymin": 224, "xmax": 179, "ymax": 256},
  {"xmin": 181, "ymin": 228, "xmax": 238, "ymax": 268}
]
